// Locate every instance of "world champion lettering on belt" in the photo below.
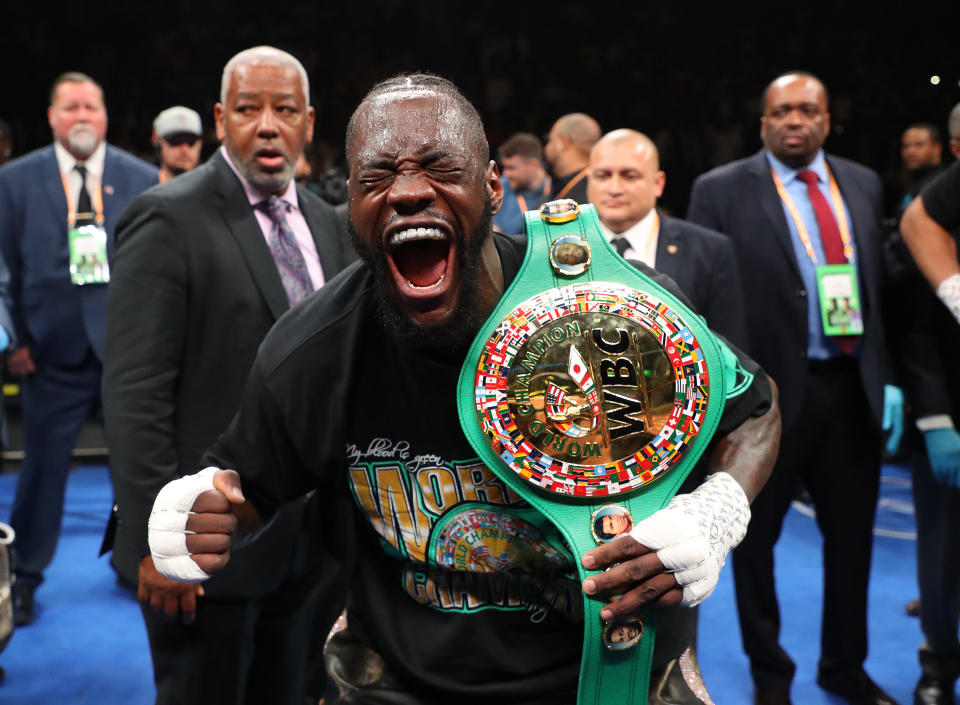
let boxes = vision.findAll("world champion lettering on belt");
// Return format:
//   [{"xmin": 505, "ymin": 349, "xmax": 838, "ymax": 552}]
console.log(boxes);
[{"xmin": 458, "ymin": 198, "xmax": 728, "ymax": 704}]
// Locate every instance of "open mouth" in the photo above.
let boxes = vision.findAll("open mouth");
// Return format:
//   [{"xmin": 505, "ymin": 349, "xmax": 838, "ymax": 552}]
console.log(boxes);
[
  {"xmin": 386, "ymin": 227, "xmax": 454, "ymax": 293},
  {"xmin": 255, "ymin": 146, "xmax": 285, "ymax": 171}
]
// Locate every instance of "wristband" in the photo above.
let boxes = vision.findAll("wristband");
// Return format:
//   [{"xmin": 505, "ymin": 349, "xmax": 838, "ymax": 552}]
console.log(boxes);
[
  {"xmin": 629, "ymin": 472, "xmax": 749, "ymax": 606},
  {"xmin": 936, "ymin": 272, "xmax": 960, "ymax": 325},
  {"xmin": 148, "ymin": 466, "xmax": 218, "ymax": 582}
]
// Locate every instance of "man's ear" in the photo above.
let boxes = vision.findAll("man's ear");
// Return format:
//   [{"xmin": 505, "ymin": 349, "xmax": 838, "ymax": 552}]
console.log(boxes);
[
  {"xmin": 214, "ymin": 103, "xmax": 225, "ymax": 143},
  {"xmin": 486, "ymin": 160, "xmax": 504, "ymax": 214}
]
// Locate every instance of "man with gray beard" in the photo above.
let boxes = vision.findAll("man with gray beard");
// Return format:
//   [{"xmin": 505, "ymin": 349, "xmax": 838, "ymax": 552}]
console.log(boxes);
[
  {"xmin": 0, "ymin": 72, "xmax": 157, "ymax": 625},
  {"xmin": 103, "ymin": 47, "xmax": 350, "ymax": 704}
]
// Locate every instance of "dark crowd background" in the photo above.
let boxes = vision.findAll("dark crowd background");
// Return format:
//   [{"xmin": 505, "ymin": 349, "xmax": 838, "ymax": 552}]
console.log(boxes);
[{"xmin": 2, "ymin": 2, "xmax": 959, "ymax": 216}]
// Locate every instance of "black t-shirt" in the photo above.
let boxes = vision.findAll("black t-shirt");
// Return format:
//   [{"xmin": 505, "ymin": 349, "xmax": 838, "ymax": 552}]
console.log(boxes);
[
  {"xmin": 922, "ymin": 160, "xmax": 960, "ymax": 231},
  {"xmin": 206, "ymin": 233, "xmax": 772, "ymax": 704}
]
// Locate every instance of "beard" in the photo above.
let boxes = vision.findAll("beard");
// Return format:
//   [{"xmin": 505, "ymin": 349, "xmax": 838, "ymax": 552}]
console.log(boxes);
[
  {"xmin": 66, "ymin": 124, "xmax": 99, "ymax": 159},
  {"xmin": 348, "ymin": 196, "xmax": 494, "ymax": 352},
  {"xmin": 237, "ymin": 158, "xmax": 294, "ymax": 195}
]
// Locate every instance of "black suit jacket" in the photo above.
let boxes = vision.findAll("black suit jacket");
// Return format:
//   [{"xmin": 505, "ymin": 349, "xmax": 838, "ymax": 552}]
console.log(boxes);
[
  {"xmin": 103, "ymin": 151, "xmax": 350, "ymax": 597},
  {"xmin": 653, "ymin": 211, "xmax": 748, "ymax": 349},
  {"xmin": 687, "ymin": 150, "xmax": 890, "ymax": 429}
]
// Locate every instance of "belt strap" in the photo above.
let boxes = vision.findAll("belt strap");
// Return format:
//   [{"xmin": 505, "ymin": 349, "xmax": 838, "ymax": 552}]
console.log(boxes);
[{"xmin": 457, "ymin": 200, "xmax": 730, "ymax": 704}]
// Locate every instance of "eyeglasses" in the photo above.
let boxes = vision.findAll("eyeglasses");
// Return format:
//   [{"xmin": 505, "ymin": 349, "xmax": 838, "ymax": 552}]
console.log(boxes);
[{"xmin": 164, "ymin": 134, "xmax": 201, "ymax": 147}]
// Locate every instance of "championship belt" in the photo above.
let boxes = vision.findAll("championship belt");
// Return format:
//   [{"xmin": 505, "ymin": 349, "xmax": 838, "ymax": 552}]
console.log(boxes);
[{"xmin": 457, "ymin": 200, "xmax": 732, "ymax": 704}]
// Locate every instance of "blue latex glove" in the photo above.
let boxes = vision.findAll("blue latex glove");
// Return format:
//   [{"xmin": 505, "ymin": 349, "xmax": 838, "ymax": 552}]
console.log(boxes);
[
  {"xmin": 0, "ymin": 326, "xmax": 8, "ymax": 353},
  {"xmin": 924, "ymin": 428, "xmax": 960, "ymax": 487},
  {"xmin": 882, "ymin": 385, "xmax": 904, "ymax": 455}
]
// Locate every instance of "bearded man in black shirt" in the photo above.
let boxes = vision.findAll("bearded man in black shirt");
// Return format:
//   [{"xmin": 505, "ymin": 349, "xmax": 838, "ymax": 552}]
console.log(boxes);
[{"xmin": 143, "ymin": 73, "xmax": 781, "ymax": 705}]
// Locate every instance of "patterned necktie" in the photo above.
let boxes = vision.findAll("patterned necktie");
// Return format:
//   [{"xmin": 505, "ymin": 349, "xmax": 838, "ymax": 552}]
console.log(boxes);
[
  {"xmin": 258, "ymin": 196, "xmax": 312, "ymax": 306},
  {"xmin": 75, "ymin": 164, "xmax": 94, "ymax": 225},
  {"xmin": 611, "ymin": 237, "xmax": 630, "ymax": 257},
  {"xmin": 796, "ymin": 169, "xmax": 859, "ymax": 354}
]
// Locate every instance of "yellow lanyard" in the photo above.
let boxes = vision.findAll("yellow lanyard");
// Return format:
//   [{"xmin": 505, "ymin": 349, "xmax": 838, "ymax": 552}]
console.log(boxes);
[
  {"xmin": 770, "ymin": 165, "xmax": 854, "ymax": 265},
  {"xmin": 60, "ymin": 168, "xmax": 105, "ymax": 227}
]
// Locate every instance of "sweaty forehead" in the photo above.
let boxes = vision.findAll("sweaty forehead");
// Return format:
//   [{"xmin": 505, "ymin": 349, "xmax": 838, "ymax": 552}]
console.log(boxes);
[{"xmin": 350, "ymin": 90, "xmax": 478, "ymax": 166}]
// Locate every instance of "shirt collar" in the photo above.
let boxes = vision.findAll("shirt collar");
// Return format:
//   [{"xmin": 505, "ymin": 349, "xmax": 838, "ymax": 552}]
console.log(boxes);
[
  {"xmin": 765, "ymin": 149, "xmax": 828, "ymax": 185},
  {"xmin": 54, "ymin": 139, "xmax": 106, "ymax": 179},
  {"xmin": 220, "ymin": 145, "xmax": 299, "ymax": 210},
  {"xmin": 599, "ymin": 207, "xmax": 659, "ymax": 244}
]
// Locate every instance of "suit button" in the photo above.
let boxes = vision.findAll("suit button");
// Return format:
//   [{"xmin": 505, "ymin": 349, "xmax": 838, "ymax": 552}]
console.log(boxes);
[{"xmin": 798, "ymin": 289, "xmax": 807, "ymax": 298}]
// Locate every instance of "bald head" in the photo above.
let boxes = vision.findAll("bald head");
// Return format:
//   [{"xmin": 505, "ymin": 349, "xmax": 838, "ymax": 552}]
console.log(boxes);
[
  {"xmin": 949, "ymin": 102, "xmax": 960, "ymax": 158},
  {"xmin": 591, "ymin": 129, "xmax": 660, "ymax": 169},
  {"xmin": 545, "ymin": 112, "xmax": 601, "ymax": 177},
  {"xmin": 588, "ymin": 129, "xmax": 665, "ymax": 234}
]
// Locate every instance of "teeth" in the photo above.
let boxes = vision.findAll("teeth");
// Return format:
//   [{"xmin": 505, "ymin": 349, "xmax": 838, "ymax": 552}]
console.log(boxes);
[
  {"xmin": 389, "ymin": 227, "xmax": 446, "ymax": 246},
  {"xmin": 408, "ymin": 272, "xmax": 446, "ymax": 290}
]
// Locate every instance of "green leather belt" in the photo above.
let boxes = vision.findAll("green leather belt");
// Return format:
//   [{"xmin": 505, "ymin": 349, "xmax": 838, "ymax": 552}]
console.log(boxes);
[{"xmin": 457, "ymin": 200, "xmax": 732, "ymax": 704}]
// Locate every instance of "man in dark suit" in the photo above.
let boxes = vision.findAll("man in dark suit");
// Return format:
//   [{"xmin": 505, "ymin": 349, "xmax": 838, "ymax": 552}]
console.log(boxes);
[
  {"xmin": 588, "ymin": 128, "xmax": 747, "ymax": 348},
  {"xmin": 102, "ymin": 46, "xmax": 352, "ymax": 705},
  {"xmin": 0, "ymin": 72, "xmax": 157, "ymax": 624},
  {"xmin": 587, "ymin": 127, "xmax": 749, "ymax": 704},
  {"xmin": 687, "ymin": 71, "xmax": 903, "ymax": 705}
]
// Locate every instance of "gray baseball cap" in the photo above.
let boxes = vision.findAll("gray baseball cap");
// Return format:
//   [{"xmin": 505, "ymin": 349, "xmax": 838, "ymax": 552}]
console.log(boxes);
[{"xmin": 153, "ymin": 106, "xmax": 202, "ymax": 140}]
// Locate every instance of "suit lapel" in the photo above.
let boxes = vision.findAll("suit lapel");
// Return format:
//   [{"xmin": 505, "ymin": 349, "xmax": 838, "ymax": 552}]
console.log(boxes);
[
  {"xmin": 210, "ymin": 152, "xmax": 289, "ymax": 321},
  {"xmin": 101, "ymin": 146, "xmax": 119, "ymax": 217},
  {"xmin": 653, "ymin": 210, "xmax": 680, "ymax": 281},
  {"xmin": 748, "ymin": 152, "xmax": 803, "ymax": 280},
  {"xmin": 41, "ymin": 146, "xmax": 69, "ymax": 230},
  {"xmin": 826, "ymin": 156, "xmax": 876, "ymax": 308},
  {"xmin": 298, "ymin": 185, "xmax": 340, "ymax": 278}
]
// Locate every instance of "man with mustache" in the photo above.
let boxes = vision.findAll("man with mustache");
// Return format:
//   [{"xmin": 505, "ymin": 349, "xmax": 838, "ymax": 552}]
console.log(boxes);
[
  {"xmin": 0, "ymin": 72, "xmax": 157, "ymax": 625},
  {"xmin": 103, "ymin": 46, "xmax": 352, "ymax": 704},
  {"xmin": 146, "ymin": 73, "xmax": 780, "ymax": 704},
  {"xmin": 688, "ymin": 71, "xmax": 903, "ymax": 705}
]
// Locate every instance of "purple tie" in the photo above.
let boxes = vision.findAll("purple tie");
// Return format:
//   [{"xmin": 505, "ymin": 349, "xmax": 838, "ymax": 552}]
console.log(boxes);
[{"xmin": 258, "ymin": 196, "xmax": 312, "ymax": 306}]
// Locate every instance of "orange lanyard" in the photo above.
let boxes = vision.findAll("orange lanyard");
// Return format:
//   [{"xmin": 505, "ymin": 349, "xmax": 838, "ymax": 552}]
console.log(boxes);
[
  {"xmin": 555, "ymin": 167, "xmax": 589, "ymax": 200},
  {"xmin": 770, "ymin": 165, "xmax": 854, "ymax": 265},
  {"xmin": 516, "ymin": 177, "xmax": 552, "ymax": 213},
  {"xmin": 60, "ymin": 168, "xmax": 104, "ymax": 227}
]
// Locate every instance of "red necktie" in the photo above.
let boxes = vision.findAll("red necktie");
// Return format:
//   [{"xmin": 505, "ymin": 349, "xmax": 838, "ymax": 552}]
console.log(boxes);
[{"xmin": 796, "ymin": 169, "xmax": 858, "ymax": 354}]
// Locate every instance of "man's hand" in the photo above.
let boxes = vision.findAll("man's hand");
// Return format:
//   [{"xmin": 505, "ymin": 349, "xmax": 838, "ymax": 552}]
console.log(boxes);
[
  {"xmin": 580, "ymin": 472, "xmax": 751, "ymax": 621},
  {"xmin": 882, "ymin": 384, "xmax": 905, "ymax": 455},
  {"xmin": 581, "ymin": 536, "xmax": 681, "ymax": 621},
  {"xmin": 148, "ymin": 468, "xmax": 245, "ymax": 582},
  {"xmin": 924, "ymin": 428, "xmax": 960, "ymax": 487},
  {"xmin": 7, "ymin": 346, "xmax": 35, "ymax": 376},
  {"xmin": 137, "ymin": 555, "xmax": 204, "ymax": 624}
]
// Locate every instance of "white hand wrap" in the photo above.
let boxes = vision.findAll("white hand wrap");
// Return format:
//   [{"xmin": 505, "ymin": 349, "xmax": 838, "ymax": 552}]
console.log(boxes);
[
  {"xmin": 628, "ymin": 472, "xmax": 750, "ymax": 606},
  {"xmin": 148, "ymin": 467, "xmax": 219, "ymax": 582},
  {"xmin": 937, "ymin": 273, "xmax": 960, "ymax": 326}
]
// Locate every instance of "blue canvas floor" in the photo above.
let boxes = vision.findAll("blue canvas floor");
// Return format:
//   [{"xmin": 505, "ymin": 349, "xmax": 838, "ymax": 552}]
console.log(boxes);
[{"xmin": 0, "ymin": 462, "xmax": 928, "ymax": 704}]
